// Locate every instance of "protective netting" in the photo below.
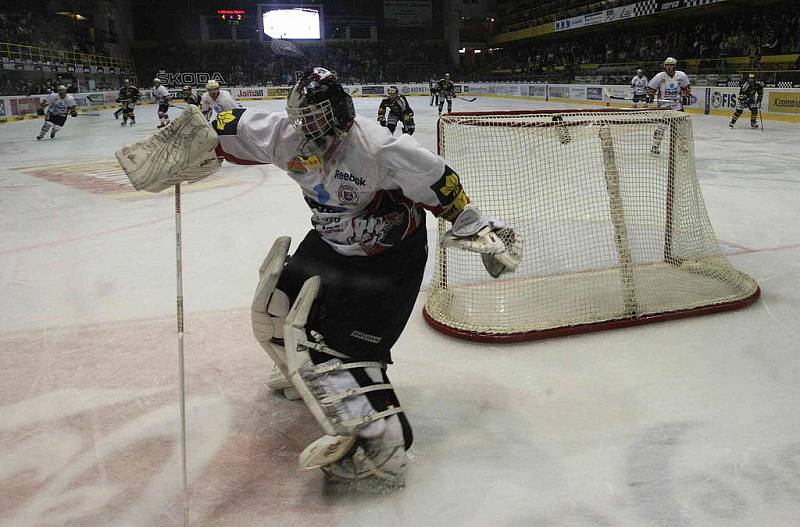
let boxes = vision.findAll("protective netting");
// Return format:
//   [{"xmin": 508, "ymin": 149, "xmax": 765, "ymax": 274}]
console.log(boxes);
[{"xmin": 424, "ymin": 109, "xmax": 760, "ymax": 341}]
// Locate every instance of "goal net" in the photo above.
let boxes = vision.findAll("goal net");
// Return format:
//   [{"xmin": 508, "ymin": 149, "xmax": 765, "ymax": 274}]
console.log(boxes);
[{"xmin": 424, "ymin": 109, "xmax": 760, "ymax": 342}]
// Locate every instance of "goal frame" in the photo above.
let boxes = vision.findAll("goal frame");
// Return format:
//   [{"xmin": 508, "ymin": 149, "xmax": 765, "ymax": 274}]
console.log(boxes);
[{"xmin": 423, "ymin": 109, "xmax": 761, "ymax": 343}]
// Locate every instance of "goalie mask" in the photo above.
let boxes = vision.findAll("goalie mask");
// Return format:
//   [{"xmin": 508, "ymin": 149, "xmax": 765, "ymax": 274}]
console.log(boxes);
[{"xmin": 287, "ymin": 67, "xmax": 355, "ymax": 141}]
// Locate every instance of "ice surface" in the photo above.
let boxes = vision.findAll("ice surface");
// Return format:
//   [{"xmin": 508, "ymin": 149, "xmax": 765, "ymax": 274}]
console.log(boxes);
[{"xmin": 1, "ymin": 95, "xmax": 798, "ymax": 526}]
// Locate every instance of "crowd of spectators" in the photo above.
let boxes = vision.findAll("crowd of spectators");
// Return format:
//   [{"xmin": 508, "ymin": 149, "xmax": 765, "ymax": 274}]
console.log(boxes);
[
  {"xmin": 476, "ymin": 5, "xmax": 800, "ymax": 81},
  {"xmin": 132, "ymin": 39, "xmax": 451, "ymax": 86},
  {"xmin": 0, "ymin": 2, "xmax": 102, "ymax": 55},
  {"xmin": 0, "ymin": 71, "xmax": 79, "ymax": 96}
]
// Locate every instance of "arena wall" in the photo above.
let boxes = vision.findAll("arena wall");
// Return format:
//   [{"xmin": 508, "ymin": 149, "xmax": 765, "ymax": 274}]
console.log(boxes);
[{"xmin": 2, "ymin": 83, "xmax": 799, "ymax": 123}]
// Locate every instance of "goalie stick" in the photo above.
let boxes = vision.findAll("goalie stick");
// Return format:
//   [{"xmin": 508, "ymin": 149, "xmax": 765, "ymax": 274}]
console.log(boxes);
[{"xmin": 603, "ymin": 89, "xmax": 672, "ymax": 105}]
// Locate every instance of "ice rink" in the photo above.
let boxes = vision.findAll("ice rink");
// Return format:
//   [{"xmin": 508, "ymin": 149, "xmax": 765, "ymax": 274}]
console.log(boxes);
[{"xmin": 1, "ymin": 94, "xmax": 798, "ymax": 526}]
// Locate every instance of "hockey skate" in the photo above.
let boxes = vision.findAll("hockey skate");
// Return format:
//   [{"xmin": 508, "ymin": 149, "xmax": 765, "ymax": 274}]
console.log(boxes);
[
  {"xmin": 729, "ymin": 121, "xmax": 735, "ymax": 128},
  {"xmin": 267, "ymin": 364, "xmax": 300, "ymax": 400},
  {"xmin": 36, "ymin": 133, "xmax": 43, "ymax": 140},
  {"xmin": 285, "ymin": 277, "xmax": 412, "ymax": 487},
  {"xmin": 751, "ymin": 121, "xmax": 759, "ymax": 129},
  {"xmin": 50, "ymin": 129, "xmax": 56, "ymax": 139}
]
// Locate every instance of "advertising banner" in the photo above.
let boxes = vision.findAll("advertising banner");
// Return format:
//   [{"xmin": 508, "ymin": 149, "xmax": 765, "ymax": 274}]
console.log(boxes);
[
  {"xmin": 361, "ymin": 85, "xmax": 385, "ymax": 95},
  {"xmin": 769, "ymin": 91, "xmax": 800, "ymax": 114},
  {"xmin": 234, "ymin": 88, "xmax": 265, "ymax": 98},
  {"xmin": 267, "ymin": 87, "xmax": 291, "ymax": 97},
  {"xmin": 548, "ymin": 86, "xmax": 571, "ymax": 98},
  {"xmin": 708, "ymin": 88, "xmax": 740, "ymax": 111},
  {"xmin": 587, "ymin": 87, "xmax": 604, "ymax": 101},
  {"xmin": 528, "ymin": 85, "xmax": 546, "ymax": 97}
]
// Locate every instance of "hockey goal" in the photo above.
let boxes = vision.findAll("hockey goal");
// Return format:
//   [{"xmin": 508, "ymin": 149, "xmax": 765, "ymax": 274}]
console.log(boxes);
[{"xmin": 424, "ymin": 109, "xmax": 760, "ymax": 342}]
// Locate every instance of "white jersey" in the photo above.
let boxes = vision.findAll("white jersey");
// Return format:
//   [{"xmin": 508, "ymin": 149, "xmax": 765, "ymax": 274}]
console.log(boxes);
[
  {"xmin": 631, "ymin": 75, "xmax": 648, "ymax": 95},
  {"xmin": 153, "ymin": 85, "xmax": 171, "ymax": 104},
  {"xmin": 200, "ymin": 90, "xmax": 239, "ymax": 116},
  {"xmin": 648, "ymin": 70, "xmax": 691, "ymax": 110},
  {"xmin": 44, "ymin": 93, "xmax": 77, "ymax": 116},
  {"xmin": 215, "ymin": 109, "xmax": 467, "ymax": 256}
]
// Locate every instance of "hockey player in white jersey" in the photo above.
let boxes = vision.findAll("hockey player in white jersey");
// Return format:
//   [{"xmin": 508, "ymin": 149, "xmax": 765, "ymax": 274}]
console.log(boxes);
[
  {"xmin": 630, "ymin": 69, "xmax": 649, "ymax": 108},
  {"xmin": 152, "ymin": 78, "xmax": 172, "ymax": 128},
  {"xmin": 200, "ymin": 80, "xmax": 239, "ymax": 121},
  {"xmin": 115, "ymin": 67, "xmax": 522, "ymax": 486},
  {"xmin": 646, "ymin": 57, "xmax": 692, "ymax": 155},
  {"xmin": 36, "ymin": 85, "xmax": 77, "ymax": 140}
]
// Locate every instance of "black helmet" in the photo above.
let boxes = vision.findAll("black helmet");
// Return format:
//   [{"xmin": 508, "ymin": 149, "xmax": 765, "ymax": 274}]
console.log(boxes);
[{"xmin": 286, "ymin": 67, "xmax": 355, "ymax": 140}]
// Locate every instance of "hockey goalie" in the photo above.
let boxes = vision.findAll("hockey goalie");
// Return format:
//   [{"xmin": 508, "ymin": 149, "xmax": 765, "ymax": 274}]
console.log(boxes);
[{"xmin": 115, "ymin": 67, "xmax": 522, "ymax": 486}]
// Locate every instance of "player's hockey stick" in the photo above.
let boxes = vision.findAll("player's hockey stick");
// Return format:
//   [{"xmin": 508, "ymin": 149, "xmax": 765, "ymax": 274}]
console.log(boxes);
[
  {"xmin": 456, "ymin": 95, "xmax": 477, "ymax": 102},
  {"xmin": 170, "ymin": 104, "xmax": 187, "ymax": 110},
  {"xmin": 759, "ymin": 105, "xmax": 765, "ymax": 133},
  {"xmin": 174, "ymin": 183, "xmax": 189, "ymax": 527},
  {"xmin": 78, "ymin": 112, "xmax": 101, "ymax": 116},
  {"xmin": 603, "ymin": 89, "xmax": 673, "ymax": 104}
]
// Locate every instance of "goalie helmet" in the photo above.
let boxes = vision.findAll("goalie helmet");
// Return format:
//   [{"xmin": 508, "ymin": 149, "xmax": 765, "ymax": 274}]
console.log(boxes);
[
  {"xmin": 286, "ymin": 67, "xmax": 355, "ymax": 141},
  {"xmin": 387, "ymin": 85, "xmax": 399, "ymax": 99}
]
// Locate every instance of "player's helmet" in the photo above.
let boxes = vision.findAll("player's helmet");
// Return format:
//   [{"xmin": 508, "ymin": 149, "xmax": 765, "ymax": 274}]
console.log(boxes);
[
  {"xmin": 286, "ymin": 67, "xmax": 355, "ymax": 141},
  {"xmin": 182, "ymin": 85, "xmax": 192, "ymax": 92},
  {"xmin": 748, "ymin": 73, "xmax": 756, "ymax": 80},
  {"xmin": 636, "ymin": 69, "xmax": 643, "ymax": 75},
  {"xmin": 57, "ymin": 84, "xmax": 66, "ymax": 93},
  {"xmin": 388, "ymin": 86, "xmax": 399, "ymax": 99},
  {"xmin": 664, "ymin": 57, "xmax": 677, "ymax": 66},
  {"xmin": 123, "ymin": 78, "xmax": 130, "ymax": 84},
  {"xmin": 206, "ymin": 80, "xmax": 220, "ymax": 91},
  {"xmin": 153, "ymin": 78, "xmax": 161, "ymax": 85},
  {"xmin": 445, "ymin": 73, "xmax": 450, "ymax": 78}
]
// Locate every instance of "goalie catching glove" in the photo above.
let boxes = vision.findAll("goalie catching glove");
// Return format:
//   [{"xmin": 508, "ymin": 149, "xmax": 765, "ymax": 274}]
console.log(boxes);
[
  {"xmin": 114, "ymin": 105, "xmax": 221, "ymax": 193},
  {"xmin": 443, "ymin": 204, "xmax": 523, "ymax": 278}
]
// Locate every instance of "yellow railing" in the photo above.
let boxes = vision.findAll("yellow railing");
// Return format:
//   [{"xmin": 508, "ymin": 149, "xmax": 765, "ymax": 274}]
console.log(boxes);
[{"xmin": 0, "ymin": 42, "xmax": 135, "ymax": 71}]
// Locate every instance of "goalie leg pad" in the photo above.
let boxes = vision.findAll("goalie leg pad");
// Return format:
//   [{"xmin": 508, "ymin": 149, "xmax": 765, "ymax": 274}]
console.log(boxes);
[
  {"xmin": 251, "ymin": 237, "xmax": 299, "ymax": 396},
  {"xmin": 284, "ymin": 276, "xmax": 411, "ymax": 483}
]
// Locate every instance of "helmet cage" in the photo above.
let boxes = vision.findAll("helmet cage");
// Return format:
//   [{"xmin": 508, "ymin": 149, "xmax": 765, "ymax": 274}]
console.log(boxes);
[{"xmin": 287, "ymin": 98, "xmax": 337, "ymax": 141}]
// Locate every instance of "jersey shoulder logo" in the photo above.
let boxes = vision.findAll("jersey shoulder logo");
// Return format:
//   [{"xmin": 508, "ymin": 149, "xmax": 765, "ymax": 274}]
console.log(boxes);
[{"xmin": 214, "ymin": 108, "xmax": 245, "ymax": 135}]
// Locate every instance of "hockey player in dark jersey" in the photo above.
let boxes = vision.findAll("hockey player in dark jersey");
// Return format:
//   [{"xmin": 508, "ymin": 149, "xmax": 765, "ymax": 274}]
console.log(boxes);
[
  {"xmin": 181, "ymin": 85, "xmax": 201, "ymax": 107},
  {"xmin": 729, "ymin": 74, "xmax": 764, "ymax": 129},
  {"xmin": 377, "ymin": 86, "xmax": 415, "ymax": 135},
  {"xmin": 114, "ymin": 79, "xmax": 140, "ymax": 126},
  {"xmin": 436, "ymin": 73, "xmax": 455, "ymax": 115}
]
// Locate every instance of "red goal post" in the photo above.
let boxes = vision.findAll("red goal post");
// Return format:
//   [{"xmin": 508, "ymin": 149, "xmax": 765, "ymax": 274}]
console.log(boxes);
[{"xmin": 423, "ymin": 109, "xmax": 760, "ymax": 342}]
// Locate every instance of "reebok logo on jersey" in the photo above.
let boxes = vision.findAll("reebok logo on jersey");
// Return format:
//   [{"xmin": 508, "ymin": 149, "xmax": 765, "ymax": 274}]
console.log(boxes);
[{"xmin": 333, "ymin": 169, "xmax": 365, "ymax": 186}]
